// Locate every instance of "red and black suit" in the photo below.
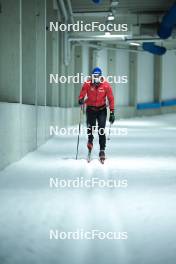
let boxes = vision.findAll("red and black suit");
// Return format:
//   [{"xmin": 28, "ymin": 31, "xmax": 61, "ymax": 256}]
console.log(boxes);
[{"xmin": 79, "ymin": 79, "xmax": 115, "ymax": 150}]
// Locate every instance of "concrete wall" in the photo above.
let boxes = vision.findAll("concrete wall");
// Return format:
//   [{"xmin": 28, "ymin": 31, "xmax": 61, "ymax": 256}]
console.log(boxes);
[
  {"xmin": 137, "ymin": 53, "xmax": 154, "ymax": 103},
  {"xmin": 161, "ymin": 50, "xmax": 176, "ymax": 100},
  {"xmin": 74, "ymin": 46, "xmax": 83, "ymax": 106},
  {"xmin": 36, "ymin": 0, "xmax": 47, "ymax": 106},
  {"xmin": 0, "ymin": 103, "xmax": 21, "ymax": 169},
  {"xmin": 0, "ymin": 102, "xmax": 80, "ymax": 170},
  {"xmin": 0, "ymin": 0, "xmax": 20, "ymax": 103},
  {"xmin": 22, "ymin": 0, "xmax": 36, "ymax": 105},
  {"xmin": 115, "ymin": 50, "xmax": 130, "ymax": 106},
  {"xmin": 97, "ymin": 49, "xmax": 108, "ymax": 76},
  {"xmin": 90, "ymin": 47, "xmax": 176, "ymax": 117},
  {"xmin": 82, "ymin": 45, "xmax": 89, "ymax": 77},
  {"xmin": 95, "ymin": 49, "xmax": 130, "ymax": 108},
  {"xmin": 46, "ymin": 0, "xmax": 57, "ymax": 106},
  {"xmin": 0, "ymin": 0, "xmax": 80, "ymax": 170}
]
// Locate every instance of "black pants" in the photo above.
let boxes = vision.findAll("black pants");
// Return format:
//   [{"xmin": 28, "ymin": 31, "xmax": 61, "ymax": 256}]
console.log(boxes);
[{"xmin": 86, "ymin": 107, "xmax": 107, "ymax": 150}]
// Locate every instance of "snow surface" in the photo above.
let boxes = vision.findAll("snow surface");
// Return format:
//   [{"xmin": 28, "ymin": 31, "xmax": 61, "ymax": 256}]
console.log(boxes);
[{"xmin": 0, "ymin": 113, "xmax": 176, "ymax": 264}]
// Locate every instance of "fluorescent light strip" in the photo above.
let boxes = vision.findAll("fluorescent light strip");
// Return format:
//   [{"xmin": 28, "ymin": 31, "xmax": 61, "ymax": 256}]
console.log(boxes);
[
  {"xmin": 130, "ymin": 42, "xmax": 141, "ymax": 46},
  {"xmin": 107, "ymin": 15, "xmax": 115, "ymax": 21},
  {"xmin": 96, "ymin": 34, "xmax": 129, "ymax": 40}
]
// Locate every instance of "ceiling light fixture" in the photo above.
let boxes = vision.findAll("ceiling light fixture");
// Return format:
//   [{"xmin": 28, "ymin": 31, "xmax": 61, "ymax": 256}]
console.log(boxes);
[
  {"xmin": 97, "ymin": 34, "xmax": 128, "ymax": 40},
  {"xmin": 130, "ymin": 42, "xmax": 141, "ymax": 46},
  {"xmin": 107, "ymin": 13, "xmax": 115, "ymax": 21}
]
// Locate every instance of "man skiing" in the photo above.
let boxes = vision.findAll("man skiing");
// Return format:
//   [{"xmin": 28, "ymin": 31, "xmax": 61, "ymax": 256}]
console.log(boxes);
[{"xmin": 78, "ymin": 67, "xmax": 115, "ymax": 163}]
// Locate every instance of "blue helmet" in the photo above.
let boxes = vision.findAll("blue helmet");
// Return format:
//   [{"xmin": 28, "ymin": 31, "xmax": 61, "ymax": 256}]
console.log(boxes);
[{"xmin": 92, "ymin": 67, "xmax": 102, "ymax": 76}]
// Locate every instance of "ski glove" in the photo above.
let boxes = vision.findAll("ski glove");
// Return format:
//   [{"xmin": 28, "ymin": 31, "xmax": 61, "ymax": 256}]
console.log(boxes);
[
  {"xmin": 109, "ymin": 111, "xmax": 115, "ymax": 124},
  {"xmin": 78, "ymin": 98, "xmax": 84, "ymax": 105}
]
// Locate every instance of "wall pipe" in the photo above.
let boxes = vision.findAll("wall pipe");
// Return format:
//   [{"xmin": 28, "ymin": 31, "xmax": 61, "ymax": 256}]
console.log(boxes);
[
  {"xmin": 143, "ymin": 3, "xmax": 176, "ymax": 55},
  {"xmin": 66, "ymin": 0, "xmax": 74, "ymax": 24},
  {"xmin": 158, "ymin": 4, "xmax": 176, "ymax": 39},
  {"xmin": 57, "ymin": 0, "xmax": 70, "ymax": 65},
  {"xmin": 72, "ymin": 42, "xmax": 145, "ymax": 54},
  {"xmin": 57, "ymin": 0, "xmax": 68, "ymax": 21}
]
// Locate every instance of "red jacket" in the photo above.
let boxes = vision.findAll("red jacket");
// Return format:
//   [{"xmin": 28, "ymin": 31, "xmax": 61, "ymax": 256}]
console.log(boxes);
[{"xmin": 79, "ymin": 79, "xmax": 115, "ymax": 111}]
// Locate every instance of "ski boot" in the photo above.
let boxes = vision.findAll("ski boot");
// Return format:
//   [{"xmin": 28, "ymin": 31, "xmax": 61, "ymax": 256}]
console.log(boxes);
[{"xmin": 99, "ymin": 150, "xmax": 105, "ymax": 164}]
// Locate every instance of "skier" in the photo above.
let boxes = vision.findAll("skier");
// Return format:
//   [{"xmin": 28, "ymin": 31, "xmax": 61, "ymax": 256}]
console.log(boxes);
[{"xmin": 78, "ymin": 67, "xmax": 115, "ymax": 163}]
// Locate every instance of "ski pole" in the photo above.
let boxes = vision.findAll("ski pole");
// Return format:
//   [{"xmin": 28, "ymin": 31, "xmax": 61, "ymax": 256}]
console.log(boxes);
[
  {"xmin": 107, "ymin": 123, "xmax": 112, "ymax": 140},
  {"xmin": 76, "ymin": 106, "xmax": 83, "ymax": 160}
]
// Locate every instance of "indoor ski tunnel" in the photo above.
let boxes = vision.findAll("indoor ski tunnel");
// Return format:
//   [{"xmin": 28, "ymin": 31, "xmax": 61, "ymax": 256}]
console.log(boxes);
[{"xmin": 0, "ymin": 1, "xmax": 176, "ymax": 264}]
